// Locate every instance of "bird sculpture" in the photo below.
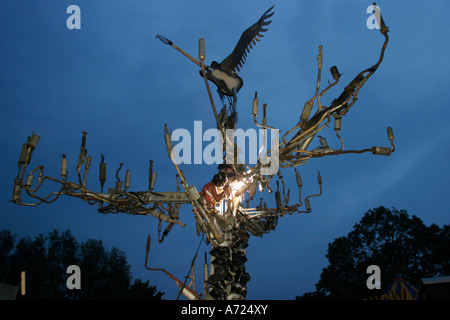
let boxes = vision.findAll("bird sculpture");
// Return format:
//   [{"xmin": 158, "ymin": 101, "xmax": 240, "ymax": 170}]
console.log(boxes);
[
  {"xmin": 202, "ymin": 6, "xmax": 275, "ymax": 98},
  {"xmin": 156, "ymin": 6, "xmax": 274, "ymax": 98},
  {"xmin": 156, "ymin": 6, "xmax": 274, "ymax": 129}
]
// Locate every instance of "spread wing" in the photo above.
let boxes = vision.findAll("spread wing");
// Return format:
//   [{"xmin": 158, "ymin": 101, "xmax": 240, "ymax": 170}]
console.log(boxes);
[{"xmin": 220, "ymin": 5, "xmax": 274, "ymax": 73}]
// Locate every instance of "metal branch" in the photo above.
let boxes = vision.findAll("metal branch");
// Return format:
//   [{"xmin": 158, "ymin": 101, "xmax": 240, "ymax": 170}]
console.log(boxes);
[{"xmin": 145, "ymin": 235, "xmax": 203, "ymax": 300}]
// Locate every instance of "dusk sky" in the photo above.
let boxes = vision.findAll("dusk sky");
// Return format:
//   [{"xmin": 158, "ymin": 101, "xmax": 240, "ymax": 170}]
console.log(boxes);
[{"xmin": 1, "ymin": 1, "xmax": 449, "ymax": 300}]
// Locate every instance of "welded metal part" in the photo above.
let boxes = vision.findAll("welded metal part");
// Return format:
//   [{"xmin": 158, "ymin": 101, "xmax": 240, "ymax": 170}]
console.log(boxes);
[
  {"xmin": 137, "ymin": 191, "xmax": 190, "ymax": 204},
  {"xmin": 11, "ymin": 6, "xmax": 395, "ymax": 301},
  {"xmin": 206, "ymin": 228, "xmax": 250, "ymax": 300}
]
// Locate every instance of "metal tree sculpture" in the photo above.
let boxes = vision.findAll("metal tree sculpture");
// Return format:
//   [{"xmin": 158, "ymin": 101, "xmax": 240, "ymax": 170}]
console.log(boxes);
[{"xmin": 11, "ymin": 4, "xmax": 393, "ymax": 300}]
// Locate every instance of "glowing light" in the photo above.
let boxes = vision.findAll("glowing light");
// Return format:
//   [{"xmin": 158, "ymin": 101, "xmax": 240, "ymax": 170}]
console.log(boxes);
[
  {"xmin": 229, "ymin": 175, "xmax": 254, "ymax": 199},
  {"xmin": 231, "ymin": 180, "xmax": 246, "ymax": 193}
]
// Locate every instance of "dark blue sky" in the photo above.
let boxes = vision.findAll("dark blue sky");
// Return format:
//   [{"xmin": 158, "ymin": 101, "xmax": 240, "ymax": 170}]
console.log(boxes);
[{"xmin": 1, "ymin": 1, "xmax": 449, "ymax": 300}]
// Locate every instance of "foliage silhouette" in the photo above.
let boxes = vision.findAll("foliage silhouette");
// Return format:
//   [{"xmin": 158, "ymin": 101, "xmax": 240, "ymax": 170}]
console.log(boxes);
[
  {"xmin": 299, "ymin": 206, "xmax": 449, "ymax": 299},
  {"xmin": 0, "ymin": 229, "xmax": 164, "ymax": 300}
]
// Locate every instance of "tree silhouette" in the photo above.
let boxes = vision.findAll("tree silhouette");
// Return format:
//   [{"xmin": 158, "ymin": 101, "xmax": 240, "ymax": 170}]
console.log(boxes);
[
  {"xmin": 46, "ymin": 230, "xmax": 78, "ymax": 299},
  {"xmin": 0, "ymin": 229, "xmax": 164, "ymax": 300},
  {"xmin": 0, "ymin": 230, "xmax": 16, "ymax": 281},
  {"xmin": 302, "ymin": 206, "xmax": 449, "ymax": 299},
  {"xmin": 128, "ymin": 279, "xmax": 164, "ymax": 300}
]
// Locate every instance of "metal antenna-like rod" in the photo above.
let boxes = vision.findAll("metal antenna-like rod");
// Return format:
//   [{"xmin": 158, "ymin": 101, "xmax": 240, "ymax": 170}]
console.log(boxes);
[
  {"xmin": 145, "ymin": 235, "xmax": 202, "ymax": 300},
  {"xmin": 156, "ymin": 34, "xmax": 204, "ymax": 68},
  {"xmin": 198, "ymin": 38, "xmax": 221, "ymax": 130}
]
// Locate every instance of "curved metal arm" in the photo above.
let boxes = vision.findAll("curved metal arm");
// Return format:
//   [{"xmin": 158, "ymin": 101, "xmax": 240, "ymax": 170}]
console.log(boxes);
[{"xmin": 144, "ymin": 235, "xmax": 203, "ymax": 300}]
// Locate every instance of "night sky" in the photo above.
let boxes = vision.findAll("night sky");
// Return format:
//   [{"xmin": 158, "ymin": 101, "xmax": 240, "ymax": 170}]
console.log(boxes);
[{"xmin": 1, "ymin": 0, "xmax": 449, "ymax": 300}]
